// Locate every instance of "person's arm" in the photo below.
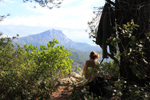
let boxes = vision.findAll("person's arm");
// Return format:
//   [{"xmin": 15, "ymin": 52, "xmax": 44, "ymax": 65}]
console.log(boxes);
[{"xmin": 82, "ymin": 62, "xmax": 87, "ymax": 79}]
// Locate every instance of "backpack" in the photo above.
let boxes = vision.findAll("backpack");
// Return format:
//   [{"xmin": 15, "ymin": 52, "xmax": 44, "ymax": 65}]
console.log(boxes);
[{"xmin": 86, "ymin": 77, "xmax": 112, "ymax": 99}]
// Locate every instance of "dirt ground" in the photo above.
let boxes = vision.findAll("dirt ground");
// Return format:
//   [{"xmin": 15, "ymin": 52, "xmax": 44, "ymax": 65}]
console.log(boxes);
[{"xmin": 51, "ymin": 87, "xmax": 74, "ymax": 100}]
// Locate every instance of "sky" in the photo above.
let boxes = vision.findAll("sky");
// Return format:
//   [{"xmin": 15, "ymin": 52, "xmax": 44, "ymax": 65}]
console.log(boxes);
[{"xmin": 0, "ymin": 0, "xmax": 105, "ymax": 46}]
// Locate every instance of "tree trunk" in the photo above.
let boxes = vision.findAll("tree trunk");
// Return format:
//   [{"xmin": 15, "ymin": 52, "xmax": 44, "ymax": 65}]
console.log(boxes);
[{"xmin": 115, "ymin": 0, "xmax": 150, "ymax": 81}]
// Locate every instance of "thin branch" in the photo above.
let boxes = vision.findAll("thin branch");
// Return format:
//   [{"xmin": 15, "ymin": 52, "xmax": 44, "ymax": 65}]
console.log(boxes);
[
  {"xmin": 106, "ymin": 0, "xmax": 115, "ymax": 6},
  {"xmin": 99, "ymin": 58, "xmax": 104, "ymax": 66},
  {"xmin": 107, "ymin": 52, "xmax": 120, "ymax": 66}
]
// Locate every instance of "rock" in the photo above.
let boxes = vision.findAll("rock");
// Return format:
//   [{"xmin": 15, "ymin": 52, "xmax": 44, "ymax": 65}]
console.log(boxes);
[
  {"xmin": 59, "ymin": 72, "xmax": 82, "ymax": 86},
  {"xmin": 60, "ymin": 77, "xmax": 76, "ymax": 85},
  {"xmin": 70, "ymin": 72, "xmax": 82, "ymax": 79}
]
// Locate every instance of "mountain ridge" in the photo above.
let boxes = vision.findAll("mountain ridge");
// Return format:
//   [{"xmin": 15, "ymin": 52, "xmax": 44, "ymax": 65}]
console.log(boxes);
[{"xmin": 13, "ymin": 29, "xmax": 100, "ymax": 51}]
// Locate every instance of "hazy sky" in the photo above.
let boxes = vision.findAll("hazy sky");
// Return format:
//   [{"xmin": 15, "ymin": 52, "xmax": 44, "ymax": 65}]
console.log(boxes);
[{"xmin": 0, "ymin": 0, "xmax": 105, "ymax": 46}]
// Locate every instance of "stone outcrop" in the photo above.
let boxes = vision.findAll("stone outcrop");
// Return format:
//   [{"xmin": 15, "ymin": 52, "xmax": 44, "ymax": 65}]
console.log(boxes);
[{"xmin": 59, "ymin": 72, "xmax": 83, "ymax": 86}]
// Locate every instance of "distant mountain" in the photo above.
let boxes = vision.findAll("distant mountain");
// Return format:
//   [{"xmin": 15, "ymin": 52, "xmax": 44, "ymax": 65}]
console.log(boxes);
[{"xmin": 13, "ymin": 29, "xmax": 100, "ymax": 51}]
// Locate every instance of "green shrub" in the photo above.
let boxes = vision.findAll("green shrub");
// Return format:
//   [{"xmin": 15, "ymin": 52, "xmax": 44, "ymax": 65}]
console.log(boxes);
[{"xmin": 0, "ymin": 34, "xmax": 73, "ymax": 100}]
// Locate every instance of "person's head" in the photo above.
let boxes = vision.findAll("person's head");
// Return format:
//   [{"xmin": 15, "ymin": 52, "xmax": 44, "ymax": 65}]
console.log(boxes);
[{"xmin": 89, "ymin": 51, "xmax": 99, "ymax": 60}]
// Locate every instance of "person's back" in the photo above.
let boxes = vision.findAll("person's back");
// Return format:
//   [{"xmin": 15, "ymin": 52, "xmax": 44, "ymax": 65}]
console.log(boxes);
[
  {"xmin": 82, "ymin": 51, "xmax": 100, "ymax": 81},
  {"xmin": 83, "ymin": 59, "xmax": 95, "ymax": 79}
]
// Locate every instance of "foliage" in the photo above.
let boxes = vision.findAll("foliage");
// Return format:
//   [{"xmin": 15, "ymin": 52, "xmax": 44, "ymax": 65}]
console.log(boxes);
[
  {"xmin": 113, "ymin": 20, "xmax": 150, "ymax": 79},
  {"xmin": 70, "ymin": 61, "xmax": 149, "ymax": 100},
  {"xmin": 100, "ymin": 61, "xmax": 119, "ymax": 78},
  {"xmin": 101, "ymin": 20, "xmax": 150, "ymax": 99},
  {"xmin": 111, "ymin": 20, "xmax": 150, "ymax": 99},
  {"xmin": 75, "ymin": 66, "xmax": 82, "ymax": 73},
  {"xmin": 89, "ymin": 19, "xmax": 150, "ymax": 80},
  {"xmin": 0, "ymin": 14, "xmax": 10, "ymax": 21},
  {"xmin": 23, "ymin": 0, "xmax": 63, "ymax": 9},
  {"xmin": 82, "ymin": 20, "xmax": 150, "ymax": 99},
  {"xmin": 88, "ymin": 0, "xmax": 150, "ymax": 80},
  {"xmin": 112, "ymin": 78, "xmax": 150, "ymax": 100},
  {"xmin": 0, "ymin": 34, "xmax": 73, "ymax": 99}
]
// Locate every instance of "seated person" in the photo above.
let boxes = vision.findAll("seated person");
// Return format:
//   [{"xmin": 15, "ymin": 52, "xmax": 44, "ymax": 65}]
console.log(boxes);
[
  {"xmin": 82, "ymin": 51, "xmax": 100, "ymax": 83},
  {"xmin": 83, "ymin": 52, "xmax": 112, "ymax": 98}
]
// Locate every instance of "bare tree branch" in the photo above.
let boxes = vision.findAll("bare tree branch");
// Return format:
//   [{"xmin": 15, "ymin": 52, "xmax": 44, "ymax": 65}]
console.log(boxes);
[{"xmin": 106, "ymin": 0, "xmax": 115, "ymax": 6}]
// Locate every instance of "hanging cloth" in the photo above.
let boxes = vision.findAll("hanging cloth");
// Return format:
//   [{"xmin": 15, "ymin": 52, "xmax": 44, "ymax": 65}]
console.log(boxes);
[{"xmin": 96, "ymin": 3, "xmax": 116, "ymax": 58}]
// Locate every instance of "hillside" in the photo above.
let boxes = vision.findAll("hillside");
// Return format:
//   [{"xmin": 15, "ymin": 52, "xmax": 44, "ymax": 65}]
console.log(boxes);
[
  {"xmin": 67, "ymin": 48, "xmax": 90, "ymax": 69},
  {"xmin": 67, "ymin": 48, "xmax": 110, "ymax": 69}
]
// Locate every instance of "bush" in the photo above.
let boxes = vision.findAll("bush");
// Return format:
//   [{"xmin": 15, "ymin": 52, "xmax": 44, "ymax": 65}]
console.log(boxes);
[{"xmin": 0, "ymin": 34, "xmax": 73, "ymax": 100}]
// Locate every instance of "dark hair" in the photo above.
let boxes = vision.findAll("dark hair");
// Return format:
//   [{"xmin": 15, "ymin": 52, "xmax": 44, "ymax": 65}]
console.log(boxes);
[{"xmin": 89, "ymin": 51, "xmax": 99, "ymax": 60}]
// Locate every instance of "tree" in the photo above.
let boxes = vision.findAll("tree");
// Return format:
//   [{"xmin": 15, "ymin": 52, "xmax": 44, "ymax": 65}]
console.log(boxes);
[
  {"xmin": 88, "ymin": 0, "xmax": 150, "ymax": 84},
  {"xmin": 115, "ymin": 0, "xmax": 150, "ymax": 83}
]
